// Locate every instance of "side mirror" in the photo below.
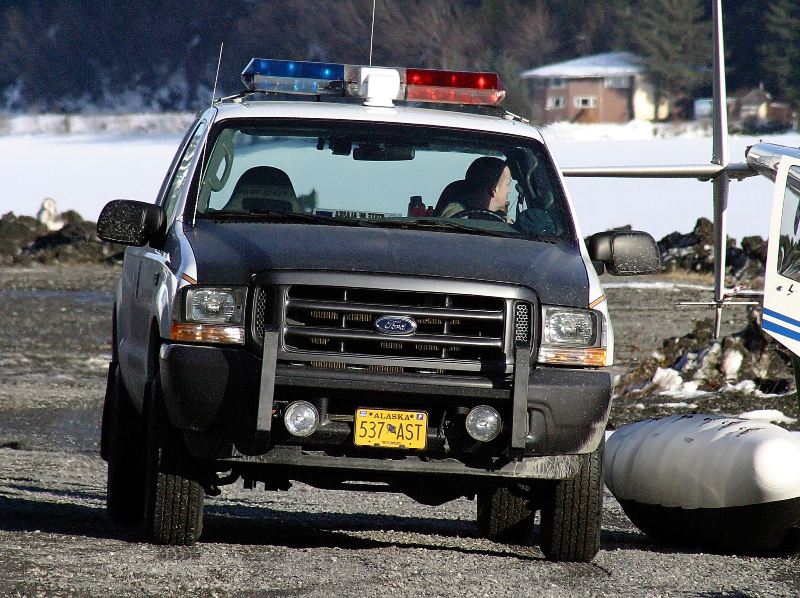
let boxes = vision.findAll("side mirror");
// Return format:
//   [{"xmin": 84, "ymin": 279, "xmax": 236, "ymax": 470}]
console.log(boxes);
[
  {"xmin": 96, "ymin": 200, "xmax": 166, "ymax": 247},
  {"xmin": 587, "ymin": 230, "xmax": 661, "ymax": 276}
]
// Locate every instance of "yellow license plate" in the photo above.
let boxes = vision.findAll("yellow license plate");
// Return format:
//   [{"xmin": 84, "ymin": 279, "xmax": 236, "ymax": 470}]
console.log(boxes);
[{"xmin": 354, "ymin": 408, "xmax": 427, "ymax": 449}]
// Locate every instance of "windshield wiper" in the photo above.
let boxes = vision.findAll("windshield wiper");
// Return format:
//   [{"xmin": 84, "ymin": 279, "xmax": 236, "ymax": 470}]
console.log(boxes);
[
  {"xmin": 365, "ymin": 218, "xmax": 519, "ymax": 239},
  {"xmin": 205, "ymin": 210, "xmax": 361, "ymax": 226}
]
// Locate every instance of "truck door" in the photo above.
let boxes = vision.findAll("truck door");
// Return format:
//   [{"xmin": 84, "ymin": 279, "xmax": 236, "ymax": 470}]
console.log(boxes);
[{"xmin": 762, "ymin": 156, "xmax": 800, "ymax": 357}]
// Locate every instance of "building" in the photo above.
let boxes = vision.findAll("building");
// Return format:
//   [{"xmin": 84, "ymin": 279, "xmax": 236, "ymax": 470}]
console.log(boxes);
[{"xmin": 521, "ymin": 52, "xmax": 664, "ymax": 124}]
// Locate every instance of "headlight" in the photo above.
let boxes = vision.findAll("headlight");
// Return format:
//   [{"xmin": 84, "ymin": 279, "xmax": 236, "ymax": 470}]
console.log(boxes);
[
  {"xmin": 185, "ymin": 287, "xmax": 245, "ymax": 324},
  {"xmin": 543, "ymin": 307, "xmax": 595, "ymax": 346},
  {"xmin": 171, "ymin": 286, "xmax": 247, "ymax": 345},
  {"xmin": 539, "ymin": 306, "xmax": 605, "ymax": 367}
]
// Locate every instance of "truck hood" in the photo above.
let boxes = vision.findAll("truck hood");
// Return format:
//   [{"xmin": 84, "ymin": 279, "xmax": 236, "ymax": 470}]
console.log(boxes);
[{"xmin": 182, "ymin": 221, "xmax": 589, "ymax": 307}]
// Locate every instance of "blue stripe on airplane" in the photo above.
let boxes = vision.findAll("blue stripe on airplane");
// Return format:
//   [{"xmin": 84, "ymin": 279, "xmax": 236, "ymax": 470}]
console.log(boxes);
[
  {"xmin": 762, "ymin": 307, "xmax": 800, "ymax": 329},
  {"xmin": 761, "ymin": 319, "xmax": 800, "ymax": 342}
]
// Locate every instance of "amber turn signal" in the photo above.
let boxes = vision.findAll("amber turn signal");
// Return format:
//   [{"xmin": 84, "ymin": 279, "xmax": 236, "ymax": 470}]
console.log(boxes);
[
  {"xmin": 537, "ymin": 346, "xmax": 606, "ymax": 367},
  {"xmin": 170, "ymin": 323, "xmax": 245, "ymax": 345}
]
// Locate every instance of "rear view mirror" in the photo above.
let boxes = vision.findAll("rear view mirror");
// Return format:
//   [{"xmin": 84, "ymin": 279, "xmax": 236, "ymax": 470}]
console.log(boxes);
[
  {"xmin": 96, "ymin": 200, "xmax": 166, "ymax": 247},
  {"xmin": 587, "ymin": 230, "xmax": 661, "ymax": 276},
  {"xmin": 353, "ymin": 143, "xmax": 415, "ymax": 161}
]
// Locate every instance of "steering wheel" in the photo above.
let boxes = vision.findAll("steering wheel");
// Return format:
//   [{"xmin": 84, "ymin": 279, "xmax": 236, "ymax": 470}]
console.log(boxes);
[{"xmin": 451, "ymin": 208, "xmax": 506, "ymax": 222}]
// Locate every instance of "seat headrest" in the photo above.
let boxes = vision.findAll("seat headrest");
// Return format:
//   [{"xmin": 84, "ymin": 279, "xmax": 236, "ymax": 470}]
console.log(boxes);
[
  {"xmin": 224, "ymin": 166, "xmax": 297, "ymax": 212},
  {"xmin": 434, "ymin": 179, "xmax": 469, "ymax": 215}
]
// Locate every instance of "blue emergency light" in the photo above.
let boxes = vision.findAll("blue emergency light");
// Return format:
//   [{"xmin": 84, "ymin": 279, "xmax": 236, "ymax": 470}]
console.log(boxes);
[{"xmin": 241, "ymin": 59, "xmax": 345, "ymax": 94}]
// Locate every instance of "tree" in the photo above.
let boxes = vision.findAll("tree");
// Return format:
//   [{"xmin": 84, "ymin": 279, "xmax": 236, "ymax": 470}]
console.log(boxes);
[
  {"xmin": 761, "ymin": 0, "xmax": 800, "ymax": 108},
  {"xmin": 724, "ymin": 3, "xmax": 767, "ymax": 91},
  {"xmin": 631, "ymin": 0, "xmax": 711, "ymax": 117}
]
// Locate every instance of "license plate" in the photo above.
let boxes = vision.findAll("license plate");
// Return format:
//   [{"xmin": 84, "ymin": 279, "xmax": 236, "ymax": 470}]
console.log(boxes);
[{"xmin": 354, "ymin": 408, "xmax": 427, "ymax": 449}]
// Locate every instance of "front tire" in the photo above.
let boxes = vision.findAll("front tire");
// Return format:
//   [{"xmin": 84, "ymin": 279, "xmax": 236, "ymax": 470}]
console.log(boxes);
[
  {"xmin": 143, "ymin": 380, "xmax": 204, "ymax": 545},
  {"xmin": 476, "ymin": 484, "xmax": 534, "ymax": 542},
  {"xmin": 105, "ymin": 365, "xmax": 145, "ymax": 525},
  {"xmin": 539, "ymin": 441, "xmax": 604, "ymax": 562}
]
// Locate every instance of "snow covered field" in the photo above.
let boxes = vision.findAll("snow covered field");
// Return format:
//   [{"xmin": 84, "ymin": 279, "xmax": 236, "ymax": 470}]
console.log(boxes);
[{"xmin": 2, "ymin": 113, "xmax": 798, "ymax": 241}]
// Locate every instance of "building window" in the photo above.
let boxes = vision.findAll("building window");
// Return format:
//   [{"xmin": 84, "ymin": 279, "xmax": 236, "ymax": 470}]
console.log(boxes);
[
  {"xmin": 546, "ymin": 96, "xmax": 565, "ymax": 110},
  {"xmin": 574, "ymin": 96, "xmax": 598, "ymax": 109},
  {"xmin": 549, "ymin": 78, "xmax": 566, "ymax": 89},
  {"xmin": 532, "ymin": 78, "xmax": 548, "ymax": 89},
  {"xmin": 604, "ymin": 76, "xmax": 630, "ymax": 89}
]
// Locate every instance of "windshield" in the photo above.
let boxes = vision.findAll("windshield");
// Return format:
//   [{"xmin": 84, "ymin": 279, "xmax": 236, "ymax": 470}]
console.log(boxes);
[{"xmin": 194, "ymin": 120, "xmax": 574, "ymax": 243}]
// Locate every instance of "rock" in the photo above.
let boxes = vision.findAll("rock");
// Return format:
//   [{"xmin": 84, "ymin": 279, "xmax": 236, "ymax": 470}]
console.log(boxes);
[
  {"xmin": 0, "ymin": 212, "xmax": 47, "ymax": 265},
  {"xmin": 0, "ymin": 209, "xmax": 124, "ymax": 265},
  {"xmin": 656, "ymin": 220, "xmax": 767, "ymax": 280}
]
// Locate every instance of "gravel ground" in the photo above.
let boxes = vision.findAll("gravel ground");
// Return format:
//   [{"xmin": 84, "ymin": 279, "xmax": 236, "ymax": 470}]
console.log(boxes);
[{"xmin": 1, "ymin": 265, "xmax": 799, "ymax": 597}]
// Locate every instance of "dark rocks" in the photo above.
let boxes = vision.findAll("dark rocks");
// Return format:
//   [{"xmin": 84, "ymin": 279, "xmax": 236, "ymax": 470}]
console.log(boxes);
[
  {"xmin": 657, "ymin": 217, "xmax": 766, "ymax": 280},
  {"xmin": 0, "ymin": 210, "xmax": 123, "ymax": 266}
]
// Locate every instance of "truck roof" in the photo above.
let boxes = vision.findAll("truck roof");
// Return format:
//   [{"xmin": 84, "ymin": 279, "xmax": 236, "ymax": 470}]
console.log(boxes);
[{"xmin": 212, "ymin": 100, "xmax": 546, "ymax": 143}]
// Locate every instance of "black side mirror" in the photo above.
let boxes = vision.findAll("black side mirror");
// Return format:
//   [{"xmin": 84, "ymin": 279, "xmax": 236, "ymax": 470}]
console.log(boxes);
[
  {"xmin": 96, "ymin": 200, "xmax": 166, "ymax": 247},
  {"xmin": 587, "ymin": 230, "xmax": 661, "ymax": 276}
]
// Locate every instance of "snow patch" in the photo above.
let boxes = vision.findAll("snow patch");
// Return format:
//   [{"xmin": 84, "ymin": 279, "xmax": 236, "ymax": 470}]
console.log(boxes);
[
  {"xmin": 738, "ymin": 410, "xmax": 798, "ymax": 425},
  {"xmin": 601, "ymin": 281, "xmax": 713, "ymax": 291},
  {"xmin": 650, "ymin": 367, "xmax": 707, "ymax": 398},
  {"xmin": 0, "ymin": 112, "xmax": 194, "ymax": 136},
  {"xmin": 721, "ymin": 349, "xmax": 744, "ymax": 381}
]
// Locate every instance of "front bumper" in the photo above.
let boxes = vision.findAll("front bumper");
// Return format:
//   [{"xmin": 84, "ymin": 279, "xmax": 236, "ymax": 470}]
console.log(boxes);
[{"xmin": 159, "ymin": 342, "xmax": 611, "ymax": 479}]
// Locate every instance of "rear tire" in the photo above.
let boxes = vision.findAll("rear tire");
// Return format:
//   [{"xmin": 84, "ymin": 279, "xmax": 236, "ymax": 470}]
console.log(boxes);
[
  {"xmin": 105, "ymin": 366, "xmax": 145, "ymax": 525},
  {"xmin": 143, "ymin": 380, "xmax": 204, "ymax": 545},
  {"xmin": 476, "ymin": 484, "xmax": 534, "ymax": 542},
  {"xmin": 539, "ymin": 441, "xmax": 604, "ymax": 562}
]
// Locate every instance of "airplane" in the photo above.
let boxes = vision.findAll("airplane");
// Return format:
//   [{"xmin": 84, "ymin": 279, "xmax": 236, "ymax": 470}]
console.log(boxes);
[
  {"xmin": 579, "ymin": 0, "xmax": 800, "ymax": 553},
  {"xmin": 560, "ymin": 0, "xmax": 799, "ymax": 364}
]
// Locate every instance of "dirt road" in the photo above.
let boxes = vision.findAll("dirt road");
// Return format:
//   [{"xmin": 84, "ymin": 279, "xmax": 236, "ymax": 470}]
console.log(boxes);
[{"xmin": 1, "ymin": 265, "xmax": 797, "ymax": 597}]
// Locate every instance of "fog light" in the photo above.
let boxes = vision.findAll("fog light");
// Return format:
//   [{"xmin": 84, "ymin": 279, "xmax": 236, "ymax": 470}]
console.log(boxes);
[
  {"xmin": 465, "ymin": 405, "xmax": 501, "ymax": 442},
  {"xmin": 284, "ymin": 401, "xmax": 319, "ymax": 437}
]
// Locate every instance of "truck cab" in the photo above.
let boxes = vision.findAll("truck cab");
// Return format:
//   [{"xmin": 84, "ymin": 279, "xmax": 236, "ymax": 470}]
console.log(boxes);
[{"xmin": 97, "ymin": 59, "xmax": 659, "ymax": 561}]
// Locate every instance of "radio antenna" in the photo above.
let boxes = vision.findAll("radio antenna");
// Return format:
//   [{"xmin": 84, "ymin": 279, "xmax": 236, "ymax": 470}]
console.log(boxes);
[
  {"xmin": 211, "ymin": 42, "xmax": 224, "ymax": 104},
  {"xmin": 369, "ymin": 0, "xmax": 376, "ymax": 65},
  {"xmin": 192, "ymin": 44, "xmax": 223, "ymax": 227}
]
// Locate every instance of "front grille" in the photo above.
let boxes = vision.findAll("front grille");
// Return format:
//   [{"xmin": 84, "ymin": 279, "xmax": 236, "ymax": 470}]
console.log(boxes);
[
  {"xmin": 253, "ymin": 287, "xmax": 271, "ymax": 344},
  {"xmin": 514, "ymin": 301, "xmax": 531, "ymax": 344},
  {"xmin": 280, "ymin": 285, "xmax": 507, "ymax": 362}
]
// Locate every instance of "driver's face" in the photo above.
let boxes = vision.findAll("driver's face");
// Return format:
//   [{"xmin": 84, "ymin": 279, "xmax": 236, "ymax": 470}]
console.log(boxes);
[{"xmin": 489, "ymin": 166, "xmax": 512, "ymax": 213}]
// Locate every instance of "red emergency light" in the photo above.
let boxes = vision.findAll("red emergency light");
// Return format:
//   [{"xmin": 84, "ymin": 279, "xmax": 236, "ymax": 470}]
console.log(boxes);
[{"xmin": 404, "ymin": 68, "xmax": 506, "ymax": 105}]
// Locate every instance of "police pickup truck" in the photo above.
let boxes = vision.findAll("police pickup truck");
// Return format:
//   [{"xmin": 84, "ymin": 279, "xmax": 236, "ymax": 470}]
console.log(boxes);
[{"xmin": 96, "ymin": 58, "xmax": 659, "ymax": 561}]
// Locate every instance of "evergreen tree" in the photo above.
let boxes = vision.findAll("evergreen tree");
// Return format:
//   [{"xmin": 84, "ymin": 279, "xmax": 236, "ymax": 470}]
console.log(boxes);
[
  {"xmin": 631, "ymin": 0, "xmax": 711, "ymax": 116},
  {"xmin": 724, "ymin": 3, "xmax": 767, "ymax": 91},
  {"xmin": 761, "ymin": 0, "xmax": 800, "ymax": 107}
]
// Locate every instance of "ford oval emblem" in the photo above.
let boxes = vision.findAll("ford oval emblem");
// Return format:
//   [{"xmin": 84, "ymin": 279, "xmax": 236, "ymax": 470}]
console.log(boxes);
[{"xmin": 374, "ymin": 315, "xmax": 417, "ymax": 336}]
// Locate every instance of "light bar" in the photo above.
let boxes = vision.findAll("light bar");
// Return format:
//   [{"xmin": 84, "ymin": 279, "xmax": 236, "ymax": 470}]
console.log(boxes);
[
  {"xmin": 405, "ymin": 68, "xmax": 506, "ymax": 105},
  {"xmin": 240, "ymin": 58, "xmax": 506, "ymax": 106}
]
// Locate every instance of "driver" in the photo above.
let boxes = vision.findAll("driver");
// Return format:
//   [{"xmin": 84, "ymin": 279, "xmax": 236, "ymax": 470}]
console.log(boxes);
[{"xmin": 438, "ymin": 156, "xmax": 511, "ymax": 220}]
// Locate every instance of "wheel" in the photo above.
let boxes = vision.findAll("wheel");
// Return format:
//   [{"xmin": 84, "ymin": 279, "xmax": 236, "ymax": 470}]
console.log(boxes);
[
  {"xmin": 539, "ymin": 442, "xmax": 604, "ymax": 562},
  {"xmin": 476, "ymin": 484, "xmax": 534, "ymax": 542},
  {"xmin": 451, "ymin": 208, "xmax": 507, "ymax": 222},
  {"xmin": 143, "ymin": 380, "xmax": 205, "ymax": 545},
  {"xmin": 105, "ymin": 365, "xmax": 146, "ymax": 524}
]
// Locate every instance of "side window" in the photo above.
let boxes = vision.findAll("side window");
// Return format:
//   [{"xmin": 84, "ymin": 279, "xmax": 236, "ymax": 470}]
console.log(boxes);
[
  {"xmin": 777, "ymin": 166, "xmax": 800, "ymax": 282},
  {"xmin": 162, "ymin": 121, "xmax": 207, "ymax": 222}
]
